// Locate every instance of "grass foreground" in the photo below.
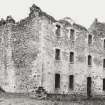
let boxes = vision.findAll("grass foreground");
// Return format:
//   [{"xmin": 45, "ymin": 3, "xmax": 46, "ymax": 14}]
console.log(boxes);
[{"xmin": 0, "ymin": 92, "xmax": 105, "ymax": 105}]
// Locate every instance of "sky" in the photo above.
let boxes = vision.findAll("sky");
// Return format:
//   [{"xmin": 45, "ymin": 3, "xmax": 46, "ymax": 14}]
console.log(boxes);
[{"xmin": 0, "ymin": 0, "xmax": 105, "ymax": 28}]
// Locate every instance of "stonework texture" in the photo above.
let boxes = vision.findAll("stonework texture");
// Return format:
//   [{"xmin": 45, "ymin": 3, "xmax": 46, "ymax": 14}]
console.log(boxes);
[{"xmin": 0, "ymin": 4, "xmax": 105, "ymax": 97}]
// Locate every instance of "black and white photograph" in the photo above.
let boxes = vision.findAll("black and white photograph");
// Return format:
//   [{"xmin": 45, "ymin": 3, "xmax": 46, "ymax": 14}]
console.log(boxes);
[{"xmin": 0, "ymin": 0, "xmax": 105, "ymax": 104}]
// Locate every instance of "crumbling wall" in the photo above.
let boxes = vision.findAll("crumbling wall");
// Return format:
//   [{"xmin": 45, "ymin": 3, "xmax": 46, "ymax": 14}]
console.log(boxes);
[
  {"xmin": 0, "ymin": 25, "xmax": 8, "ymax": 90},
  {"xmin": 42, "ymin": 20, "xmax": 88, "ymax": 95},
  {"xmin": 0, "ymin": 4, "xmax": 104, "ymax": 97},
  {"xmin": 0, "ymin": 18, "xmax": 16, "ymax": 92},
  {"xmin": 11, "ymin": 17, "xmax": 42, "ymax": 92},
  {"xmin": 43, "ymin": 18, "xmax": 105, "ymax": 96},
  {"xmin": 87, "ymin": 20, "xmax": 105, "ymax": 96}
]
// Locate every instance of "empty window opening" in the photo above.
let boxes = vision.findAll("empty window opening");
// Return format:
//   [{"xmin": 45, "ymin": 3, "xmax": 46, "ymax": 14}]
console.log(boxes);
[
  {"xmin": 88, "ymin": 55, "xmax": 92, "ymax": 66},
  {"xmin": 103, "ymin": 59, "xmax": 105, "ymax": 68},
  {"xmin": 88, "ymin": 34, "xmax": 92, "ymax": 45},
  {"xmin": 87, "ymin": 77, "xmax": 92, "ymax": 97},
  {"xmin": 69, "ymin": 75, "xmax": 74, "ymax": 90},
  {"xmin": 103, "ymin": 79, "xmax": 105, "ymax": 91},
  {"xmin": 55, "ymin": 49, "xmax": 60, "ymax": 60},
  {"xmin": 56, "ymin": 25, "xmax": 60, "ymax": 36},
  {"xmin": 70, "ymin": 29, "xmax": 75, "ymax": 40},
  {"xmin": 55, "ymin": 73, "xmax": 60, "ymax": 89},
  {"xmin": 70, "ymin": 52, "xmax": 74, "ymax": 63},
  {"xmin": 104, "ymin": 39, "xmax": 105, "ymax": 49}
]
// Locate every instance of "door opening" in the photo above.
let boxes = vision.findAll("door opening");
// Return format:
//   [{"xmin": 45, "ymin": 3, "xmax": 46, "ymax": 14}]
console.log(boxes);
[{"xmin": 87, "ymin": 77, "xmax": 92, "ymax": 97}]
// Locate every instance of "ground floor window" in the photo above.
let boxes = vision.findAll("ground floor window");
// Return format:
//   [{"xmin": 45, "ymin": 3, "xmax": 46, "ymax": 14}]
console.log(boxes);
[
  {"xmin": 69, "ymin": 75, "xmax": 74, "ymax": 90},
  {"xmin": 55, "ymin": 73, "xmax": 60, "ymax": 89},
  {"xmin": 103, "ymin": 79, "xmax": 105, "ymax": 91}
]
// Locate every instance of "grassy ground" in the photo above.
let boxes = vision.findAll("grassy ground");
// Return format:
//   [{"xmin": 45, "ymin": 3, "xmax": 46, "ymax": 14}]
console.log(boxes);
[{"xmin": 0, "ymin": 92, "xmax": 105, "ymax": 105}]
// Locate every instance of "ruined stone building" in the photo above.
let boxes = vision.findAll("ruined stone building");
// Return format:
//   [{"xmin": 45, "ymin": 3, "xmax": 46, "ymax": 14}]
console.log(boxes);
[{"xmin": 0, "ymin": 4, "xmax": 105, "ymax": 97}]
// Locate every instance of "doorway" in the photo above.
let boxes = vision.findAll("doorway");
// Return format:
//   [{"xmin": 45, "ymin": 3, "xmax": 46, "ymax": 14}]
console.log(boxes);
[{"xmin": 87, "ymin": 77, "xmax": 92, "ymax": 97}]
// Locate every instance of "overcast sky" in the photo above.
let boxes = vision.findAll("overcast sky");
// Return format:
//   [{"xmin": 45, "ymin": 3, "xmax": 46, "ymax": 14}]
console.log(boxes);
[{"xmin": 0, "ymin": 0, "xmax": 105, "ymax": 28}]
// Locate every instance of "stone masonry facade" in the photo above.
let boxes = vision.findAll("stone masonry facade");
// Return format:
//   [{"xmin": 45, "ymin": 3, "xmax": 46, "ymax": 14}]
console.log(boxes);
[{"xmin": 0, "ymin": 4, "xmax": 105, "ymax": 97}]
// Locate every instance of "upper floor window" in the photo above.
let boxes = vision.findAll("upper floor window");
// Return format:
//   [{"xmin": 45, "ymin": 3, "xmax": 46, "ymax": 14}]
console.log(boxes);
[
  {"xmin": 70, "ymin": 29, "xmax": 75, "ymax": 40},
  {"xmin": 103, "ymin": 59, "xmax": 105, "ymax": 68},
  {"xmin": 88, "ymin": 34, "xmax": 92, "ymax": 45},
  {"xmin": 56, "ymin": 24, "xmax": 61, "ymax": 37},
  {"xmin": 55, "ymin": 49, "xmax": 60, "ymax": 60},
  {"xmin": 88, "ymin": 55, "xmax": 92, "ymax": 66},
  {"xmin": 104, "ymin": 39, "xmax": 105, "ymax": 49},
  {"xmin": 70, "ymin": 52, "xmax": 74, "ymax": 63}
]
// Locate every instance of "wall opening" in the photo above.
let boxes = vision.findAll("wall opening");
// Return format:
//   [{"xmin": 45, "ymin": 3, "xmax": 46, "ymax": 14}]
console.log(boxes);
[
  {"xmin": 55, "ymin": 73, "xmax": 60, "ymax": 89},
  {"xmin": 56, "ymin": 24, "xmax": 60, "ymax": 36},
  {"xmin": 69, "ymin": 75, "xmax": 74, "ymax": 90},
  {"xmin": 55, "ymin": 49, "xmax": 60, "ymax": 60},
  {"xmin": 103, "ymin": 59, "xmax": 105, "ymax": 68},
  {"xmin": 88, "ymin": 55, "xmax": 92, "ymax": 66},
  {"xmin": 103, "ymin": 79, "xmax": 105, "ymax": 91},
  {"xmin": 104, "ymin": 39, "xmax": 105, "ymax": 49},
  {"xmin": 88, "ymin": 34, "xmax": 92, "ymax": 45},
  {"xmin": 87, "ymin": 77, "xmax": 92, "ymax": 97},
  {"xmin": 70, "ymin": 29, "xmax": 75, "ymax": 40},
  {"xmin": 70, "ymin": 52, "xmax": 74, "ymax": 63}
]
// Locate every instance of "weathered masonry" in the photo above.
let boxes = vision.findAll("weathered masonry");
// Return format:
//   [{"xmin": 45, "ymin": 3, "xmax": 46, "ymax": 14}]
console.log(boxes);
[{"xmin": 0, "ymin": 4, "xmax": 105, "ymax": 97}]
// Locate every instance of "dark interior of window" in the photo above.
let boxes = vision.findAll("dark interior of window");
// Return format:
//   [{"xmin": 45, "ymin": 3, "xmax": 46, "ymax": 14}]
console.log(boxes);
[
  {"xmin": 70, "ymin": 52, "xmax": 74, "ymax": 63},
  {"xmin": 88, "ymin": 55, "xmax": 92, "ymax": 66},
  {"xmin": 55, "ymin": 49, "xmax": 60, "ymax": 60},
  {"xmin": 55, "ymin": 73, "xmax": 60, "ymax": 89},
  {"xmin": 56, "ymin": 25, "xmax": 60, "ymax": 36},
  {"xmin": 104, "ymin": 39, "xmax": 105, "ymax": 49},
  {"xmin": 103, "ymin": 59, "xmax": 105, "ymax": 68},
  {"xmin": 70, "ymin": 29, "xmax": 74, "ymax": 40},
  {"xmin": 103, "ymin": 79, "xmax": 105, "ymax": 91},
  {"xmin": 88, "ymin": 34, "xmax": 92, "ymax": 45},
  {"xmin": 69, "ymin": 75, "xmax": 74, "ymax": 90}
]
